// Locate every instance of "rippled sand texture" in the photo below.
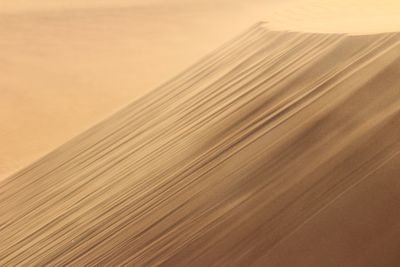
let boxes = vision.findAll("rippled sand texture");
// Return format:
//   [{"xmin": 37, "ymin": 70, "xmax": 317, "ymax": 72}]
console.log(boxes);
[
  {"xmin": 0, "ymin": 0, "xmax": 268, "ymax": 179},
  {"xmin": 1, "ymin": 23, "xmax": 400, "ymax": 266}
]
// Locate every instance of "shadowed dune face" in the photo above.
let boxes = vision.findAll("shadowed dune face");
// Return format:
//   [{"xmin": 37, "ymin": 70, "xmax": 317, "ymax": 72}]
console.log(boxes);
[{"xmin": 1, "ymin": 24, "xmax": 399, "ymax": 266}]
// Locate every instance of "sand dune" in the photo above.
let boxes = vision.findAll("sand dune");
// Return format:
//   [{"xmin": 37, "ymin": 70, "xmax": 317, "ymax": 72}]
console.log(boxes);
[
  {"xmin": 1, "ymin": 23, "xmax": 399, "ymax": 266},
  {"xmin": 266, "ymin": 0, "xmax": 400, "ymax": 34},
  {"xmin": 2, "ymin": 0, "xmax": 399, "ymax": 180},
  {"xmin": 0, "ymin": 0, "xmax": 273, "ymax": 179}
]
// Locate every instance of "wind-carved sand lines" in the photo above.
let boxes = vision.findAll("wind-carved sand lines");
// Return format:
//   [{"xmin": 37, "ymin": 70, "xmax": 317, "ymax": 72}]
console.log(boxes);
[{"xmin": 0, "ymin": 22, "xmax": 400, "ymax": 266}]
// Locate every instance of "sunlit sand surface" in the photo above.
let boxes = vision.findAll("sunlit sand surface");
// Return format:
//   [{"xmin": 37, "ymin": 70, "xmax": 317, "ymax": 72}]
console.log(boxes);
[
  {"xmin": 0, "ymin": 0, "xmax": 266, "ymax": 179},
  {"xmin": 1, "ymin": 21, "xmax": 400, "ymax": 265},
  {"xmin": 267, "ymin": 0, "xmax": 400, "ymax": 34},
  {"xmin": 1, "ymin": 0, "xmax": 400, "ymax": 179},
  {"xmin": 1, "ymin": 0, "xmax": 400, "ymax": 266}
]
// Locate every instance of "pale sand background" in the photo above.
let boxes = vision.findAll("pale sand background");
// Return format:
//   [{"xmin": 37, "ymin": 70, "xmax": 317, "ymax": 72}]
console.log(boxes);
[{"xmin": 1, "ymin": 0, "xmax": 399, "ymax": 179}]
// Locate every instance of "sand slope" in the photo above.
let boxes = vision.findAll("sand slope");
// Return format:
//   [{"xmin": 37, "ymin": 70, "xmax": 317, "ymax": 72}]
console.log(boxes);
[
  {"xmin": 2, "ymin": 0, "xmax": 399, "ymax": 181},
  {"xmin": 0, "ymin": 0, "xmax": 272, "ymax": 179},
  {"xmin": 1, "ymin": 23, "xmax": 399, "ymax": 266}
]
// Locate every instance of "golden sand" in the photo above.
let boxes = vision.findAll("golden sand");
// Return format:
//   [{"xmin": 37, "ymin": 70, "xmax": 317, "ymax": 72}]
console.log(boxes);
[{"xmin": 1, "ymin": 23, "xmax": 399, "ymax": 265}]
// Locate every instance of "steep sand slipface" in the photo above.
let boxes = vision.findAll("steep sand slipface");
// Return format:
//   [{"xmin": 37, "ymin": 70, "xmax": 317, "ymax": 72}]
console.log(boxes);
[
  {"xmin": 1, "ymin": 0, "xmax": 399, "ymax": 180},
  {"xmin": 0, "ymin": 0, "xmax": 275, "ymax": 180},
  {"xmin": 1, "ymin": 24, "xmax": 399, "ymax": 265}
]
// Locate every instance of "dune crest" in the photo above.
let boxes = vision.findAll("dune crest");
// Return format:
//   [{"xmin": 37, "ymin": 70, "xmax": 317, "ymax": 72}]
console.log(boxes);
[
  {"xmin": 1, "ymin": 23, "xmax": 400, "ymax": 266},
  {"xmin": 266, "ymin": 0, "xmax": 400, "ymax": 34},
  {"xmin": 2, "ymin": 0, "xmax": 400, "ymax": 181}
]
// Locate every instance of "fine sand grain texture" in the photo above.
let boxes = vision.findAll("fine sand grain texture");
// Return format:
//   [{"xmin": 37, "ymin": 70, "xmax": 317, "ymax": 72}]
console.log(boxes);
[{"xmin": 1, "ymin": 22, "xmax": 400, "ymax": 266}]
